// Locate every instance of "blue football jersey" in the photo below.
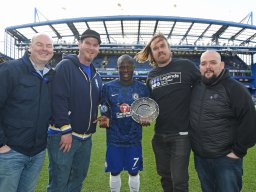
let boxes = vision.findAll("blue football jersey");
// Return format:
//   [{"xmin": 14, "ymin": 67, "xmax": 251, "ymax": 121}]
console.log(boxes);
[{"xmin": 100, "ymin": 80, "xmax": 149, "ymax": 146}]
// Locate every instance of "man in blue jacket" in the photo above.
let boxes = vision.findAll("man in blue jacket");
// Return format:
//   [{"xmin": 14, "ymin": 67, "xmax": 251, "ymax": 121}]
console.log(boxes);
[
  {"xmin": 47, "ymin": 29, "xmax": 102, "ymax": 192},
  {"xmin": 0, "ymin": 33, "xmax": 55, "ymax": 192}
]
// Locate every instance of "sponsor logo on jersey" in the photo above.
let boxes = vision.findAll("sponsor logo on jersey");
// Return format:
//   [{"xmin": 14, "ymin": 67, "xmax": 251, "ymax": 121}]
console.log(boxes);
[
  {"xmin": 150, "ymin": 72, "xmax": 181, "ymax": 90},
  {"xmin": 116, "ymin": 103, "xmax": 131, "ymax": 118},
  {"xmin": 132, "ymin": 93, "xmax": 139, "ymax": 100},
  {"xmin": 120, "ymin": 103, "xmax": 130, "ymax": 113}
]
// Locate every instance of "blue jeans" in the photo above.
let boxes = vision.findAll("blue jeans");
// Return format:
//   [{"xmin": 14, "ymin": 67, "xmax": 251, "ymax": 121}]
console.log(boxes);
[
  {"xmin": 0, "ymin": 149, "xmax": 46, "ymax": 192},
  {"xmin": 152, "ymin": 134, "xmax": 190, "ymax": 192},
  {"xmin": 47, "ymin": 134, "xmax": 92, "ymax": 192},
  {"xmin": 194, "ymin": 154, "xmax": 243, "ymax": 192}
]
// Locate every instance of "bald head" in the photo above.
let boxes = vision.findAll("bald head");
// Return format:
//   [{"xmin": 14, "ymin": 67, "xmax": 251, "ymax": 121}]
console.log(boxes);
[
  {"xmin": 31, "ymin": 33, "xmax": 53, "ymax": 44},
  {"xmin": 29, "ymin": 33, "xmax": 54, "ymax": 68},
  {"xmin": 199, "ymin": 50, "xmax": 225, "ymax": 81},
  {"xmin": 200, "ymin": 50, "xmax": 221, "ymax": 63}
]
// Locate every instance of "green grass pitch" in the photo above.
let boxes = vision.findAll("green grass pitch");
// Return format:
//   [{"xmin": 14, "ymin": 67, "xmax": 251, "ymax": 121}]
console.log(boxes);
[{"xmin": 35, "ymin": 124, "xmax": 256, "ymax": 192}]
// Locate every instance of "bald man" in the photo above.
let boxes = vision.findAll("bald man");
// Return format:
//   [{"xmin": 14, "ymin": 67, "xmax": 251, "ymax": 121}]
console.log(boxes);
[
  {"xmin": 189, "ymin": 50, "xmax": 256, "ymax": 192},
  {"xmin": 0, "ymin": 33, "xmax": 55, "ymax": 192}
]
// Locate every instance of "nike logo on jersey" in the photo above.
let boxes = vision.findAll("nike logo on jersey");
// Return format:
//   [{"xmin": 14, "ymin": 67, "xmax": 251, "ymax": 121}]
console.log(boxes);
[{"xmin": 111, "ymin": 94, "xmax": 118, "ymax": 97}]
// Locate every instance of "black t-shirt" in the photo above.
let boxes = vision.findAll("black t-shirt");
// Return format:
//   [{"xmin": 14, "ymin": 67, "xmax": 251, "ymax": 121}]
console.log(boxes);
[{"xmin": 147, "ymin": 58, "xmax": 201, "ymax": 135}]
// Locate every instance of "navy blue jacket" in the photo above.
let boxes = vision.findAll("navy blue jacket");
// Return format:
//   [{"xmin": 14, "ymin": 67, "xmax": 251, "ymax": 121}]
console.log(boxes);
[
  {"xmin": 49, "ymin": 54, "xmax": 102, "ymax": 139},
  {"xmin": 0, "ymin": 52, "xmax": 55, "ymax": 156}
]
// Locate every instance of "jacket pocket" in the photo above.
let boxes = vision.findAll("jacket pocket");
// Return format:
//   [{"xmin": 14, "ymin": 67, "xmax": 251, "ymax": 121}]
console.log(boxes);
[
  {"xmin": 3, "ymin": 117, "xmax": 34, "ymax": 147},
  {"xmin": 13, "ymin": 77, "xmax": 38, "ymax": 101},
  {"xmin": 4, "ymin": 117, "xmax": 34, "ymax": 128}
]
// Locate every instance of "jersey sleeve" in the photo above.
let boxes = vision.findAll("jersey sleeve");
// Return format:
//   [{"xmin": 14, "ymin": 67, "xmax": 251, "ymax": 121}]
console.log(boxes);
[{"xmin": 100, "ymin": 84, "xmax": 111, "ymax": 118}]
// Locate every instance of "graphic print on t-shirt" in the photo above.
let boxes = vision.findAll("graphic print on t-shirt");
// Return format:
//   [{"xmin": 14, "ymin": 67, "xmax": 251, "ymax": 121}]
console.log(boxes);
[{"xmin": 150, "ymin": 72, "xmax": 181, "ymax": 90}]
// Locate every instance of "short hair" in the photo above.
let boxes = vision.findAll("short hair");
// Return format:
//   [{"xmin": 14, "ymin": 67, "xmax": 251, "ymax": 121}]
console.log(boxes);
[{"xmin": 117, "ymin": 54, "xmax": 135, "ymax": 67}]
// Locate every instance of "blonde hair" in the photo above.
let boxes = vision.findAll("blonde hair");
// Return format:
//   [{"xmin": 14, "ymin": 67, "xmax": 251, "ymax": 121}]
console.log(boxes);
[{"xmin": 134, "ymin": 33, "xmax": 169, "ymax": 67}]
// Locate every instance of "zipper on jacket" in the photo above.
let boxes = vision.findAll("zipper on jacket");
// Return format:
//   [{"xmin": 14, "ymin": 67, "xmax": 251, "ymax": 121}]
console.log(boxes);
[{"xmin": 79, "ymin": 67, "xmax": 93, "ymax": 133}]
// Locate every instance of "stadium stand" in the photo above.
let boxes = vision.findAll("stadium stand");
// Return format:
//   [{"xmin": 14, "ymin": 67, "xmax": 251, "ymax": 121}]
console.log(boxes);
[
  {"xmin": 2, "ymin": 15, "xmax": 256, "ymax": 96},
  {"xmin": 0, "ymin": 52, "xmax": 12, "ymax": 63}
]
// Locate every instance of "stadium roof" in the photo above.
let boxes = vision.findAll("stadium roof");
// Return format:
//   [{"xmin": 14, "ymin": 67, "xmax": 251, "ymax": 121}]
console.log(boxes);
[{"xmin": 4, "ymin": 15, "xmax": 256, "ymax": 55}]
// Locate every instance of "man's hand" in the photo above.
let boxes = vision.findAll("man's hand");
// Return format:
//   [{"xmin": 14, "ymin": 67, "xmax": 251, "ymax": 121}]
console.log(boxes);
[
  {"xmin": 226, "ymin": 152, "xmax": 239, "ymax": 159},
  {"xmin": 139, "ymin": 117, "xmax": 151, "ymax": 127},
  {"xmin": 59, "ymin": 133, "xmax": 72, "ymax": 152},
  {"xmin": 0, "ymin": 145, "xmax": 11, "ymax": 153},
  {"xmin": 95, "ymin": 116, "xmax": 110, "ymax": 128}
]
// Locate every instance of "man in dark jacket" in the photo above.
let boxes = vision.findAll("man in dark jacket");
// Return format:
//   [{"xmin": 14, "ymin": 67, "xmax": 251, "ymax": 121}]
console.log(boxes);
[
  {"xmin": 190, "ymin": 50, "xmax": 256, "ymax": 192},
  {"xmin": 47, "ymin": 29, "xmax": 102, "ymax": 192},
  {"xmin": 0, "ymin": 33, "xmax": 55, "ymax": 192}
]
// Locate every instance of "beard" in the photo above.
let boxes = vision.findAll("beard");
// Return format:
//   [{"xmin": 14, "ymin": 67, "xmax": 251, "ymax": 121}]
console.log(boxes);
[
  {"xmin": 202, "ymin": 74, "xmax": 218, "ymax": 85},
  {"xmin": 156, "ymin": 52, "xmax": 172, "ymax": 66},
  {"xmin": 202, "ymin": 69, "xmax": 225, "ymax": 86}
]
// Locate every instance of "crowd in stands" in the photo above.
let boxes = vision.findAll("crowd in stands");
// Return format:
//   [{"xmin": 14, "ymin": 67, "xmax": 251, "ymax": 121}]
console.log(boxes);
[{"xmin": 1, "ymin": 51, "xmax": 251, "ymax": 77}]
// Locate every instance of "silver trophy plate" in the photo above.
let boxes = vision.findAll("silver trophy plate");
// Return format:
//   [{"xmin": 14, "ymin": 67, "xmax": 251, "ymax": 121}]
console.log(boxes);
[{"xmin": 130, "ymin": 97, "xmax": 159, "ymax": 123}]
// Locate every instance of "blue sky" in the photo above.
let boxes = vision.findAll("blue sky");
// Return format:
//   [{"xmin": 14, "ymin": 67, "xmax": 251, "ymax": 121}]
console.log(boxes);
[{"xmin": 1, "ymin": 0, "xmax": 255, "ymax": 52}]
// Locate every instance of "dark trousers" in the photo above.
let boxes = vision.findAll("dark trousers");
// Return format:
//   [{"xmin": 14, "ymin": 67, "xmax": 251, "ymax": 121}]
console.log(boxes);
[
  {"xmin": 194, "ymin": 154, "xmax": 243, "ymax": 192},
  {"xmin": 152, "ymin": 134, "xmax": 190, "ymax": 192}
]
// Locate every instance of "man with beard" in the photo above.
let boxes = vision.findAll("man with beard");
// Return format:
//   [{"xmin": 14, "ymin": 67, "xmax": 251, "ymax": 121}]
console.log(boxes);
[
  {"xmin": 135, "ymin": 33, "xmax": 201, "ymax": 192},
  {"xmin": 189, "ymin": 50, "xmax": 256, "ymax": 192}
]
